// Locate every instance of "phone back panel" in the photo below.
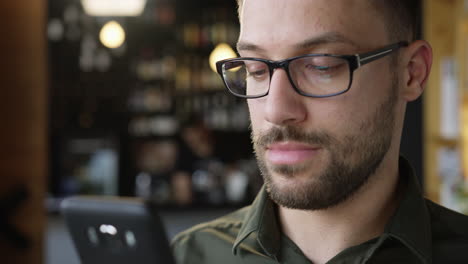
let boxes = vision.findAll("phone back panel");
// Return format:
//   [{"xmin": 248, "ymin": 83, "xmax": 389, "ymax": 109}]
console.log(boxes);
[{"xmin": 61, "ymin": 197, "xmax": 175, "ymax": 264}]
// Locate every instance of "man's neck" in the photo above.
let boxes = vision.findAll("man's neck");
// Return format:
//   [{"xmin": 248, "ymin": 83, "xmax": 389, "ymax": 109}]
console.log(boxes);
[{"xmin": 278, "ymin": 157, "xmax": 401, "ymax": 264}]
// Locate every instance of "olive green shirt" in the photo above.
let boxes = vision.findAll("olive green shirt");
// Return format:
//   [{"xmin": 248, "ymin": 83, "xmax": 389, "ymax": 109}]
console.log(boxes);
[{"xmin": 172, "ymin": 158, "xmax": 468, "ymax": 263}]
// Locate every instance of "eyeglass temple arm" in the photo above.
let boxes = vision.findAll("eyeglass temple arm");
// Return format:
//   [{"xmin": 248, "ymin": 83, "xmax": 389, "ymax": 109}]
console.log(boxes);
[{"xmin": 355, "ymin": 41, "xmax": 409, "ymax": 68}]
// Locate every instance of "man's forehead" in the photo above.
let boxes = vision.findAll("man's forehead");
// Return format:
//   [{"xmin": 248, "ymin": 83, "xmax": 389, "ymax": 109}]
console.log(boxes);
[
  {"xmin": 237, "ymin": 32, "xmax": 360, "ymax": 54},
  {"xmin": 239, "ymin": 0, "xmax": 386, "ymax": 54},
  {"xmin": 240, "ymin": 0, "xmax": 375, "ymax": 13}
]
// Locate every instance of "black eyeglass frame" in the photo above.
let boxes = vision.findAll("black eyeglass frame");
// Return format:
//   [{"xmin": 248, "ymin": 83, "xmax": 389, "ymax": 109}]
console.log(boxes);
[{"xmin": 216, "ymin": 41, "xmax": 409, "ymax": 99}]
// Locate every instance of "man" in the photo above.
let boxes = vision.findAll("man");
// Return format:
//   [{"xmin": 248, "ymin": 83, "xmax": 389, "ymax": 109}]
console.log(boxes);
[{"xmin": 172, "ymin": 0, "xmax": 468, "ymax": 263}]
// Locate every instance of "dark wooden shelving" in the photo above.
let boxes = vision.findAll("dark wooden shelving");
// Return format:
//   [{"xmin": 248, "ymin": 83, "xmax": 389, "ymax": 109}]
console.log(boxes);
[{"xmin": 48, "ymin": 0, "xmax": 255, "ymax": 208}]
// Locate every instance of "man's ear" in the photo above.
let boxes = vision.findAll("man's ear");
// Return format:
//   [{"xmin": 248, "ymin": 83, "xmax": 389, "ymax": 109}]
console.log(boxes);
[{"xmin": 401, "ymin": 40, "xmax": 433, "ymax": 102}]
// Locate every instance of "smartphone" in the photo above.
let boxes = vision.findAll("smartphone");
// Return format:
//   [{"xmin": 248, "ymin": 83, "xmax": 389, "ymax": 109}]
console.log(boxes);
[{"xmin": 60, "ymin": 196, "xmax": 175, "ymax": 264}]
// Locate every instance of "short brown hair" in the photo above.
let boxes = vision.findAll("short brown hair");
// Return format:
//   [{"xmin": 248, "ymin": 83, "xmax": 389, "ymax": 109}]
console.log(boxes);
[
  {"xmin": 372, "ymin": 0, "xmax": 421, "ymax": 41},
  {"xmin": 235, "ymin": 0, "xmax": 421, "ymax": 41}
]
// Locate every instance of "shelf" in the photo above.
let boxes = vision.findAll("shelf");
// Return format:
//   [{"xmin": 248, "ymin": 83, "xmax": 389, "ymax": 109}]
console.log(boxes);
[{"xmin": 434, "ymin": 136, "xmax": 459, "ymax": 148}]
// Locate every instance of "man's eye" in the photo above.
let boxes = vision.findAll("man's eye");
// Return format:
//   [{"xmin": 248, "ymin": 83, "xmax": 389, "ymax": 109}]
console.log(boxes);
[
  {"xmin": 248, "ymin": 69, "xmax": 268, "ymax": 78},
  {"xmin": 305, "ymin": 62, "xmax": 345, "ymax": 75},
  {"xmin": 307, "ymin": 65, "xmax": 332, "ymax": 71}
]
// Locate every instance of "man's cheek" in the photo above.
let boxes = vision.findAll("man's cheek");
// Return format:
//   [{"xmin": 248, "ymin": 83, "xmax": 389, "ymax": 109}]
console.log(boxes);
[{"xmin": 248, "ymin": 102, "xmax": 264, "ymax": 127}]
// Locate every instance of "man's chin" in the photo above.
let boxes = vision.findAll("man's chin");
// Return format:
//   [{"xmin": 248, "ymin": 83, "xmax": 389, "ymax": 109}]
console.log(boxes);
[
  {"xmin": 265, "ymin": 179, "xmax": 326, "ymax": 210},
  {"xmin": 266, "ymin": 162, "xmax": 322, "ymax": 180},
  {"xmin": 264, "ymin": 169, "xmax": 321, "ymax": 194}
]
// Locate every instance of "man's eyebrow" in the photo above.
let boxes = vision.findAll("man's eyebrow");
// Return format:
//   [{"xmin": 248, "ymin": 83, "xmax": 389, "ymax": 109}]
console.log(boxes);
[
  {"xmin": 236, "ymin": 42, "xmax": 265, "ymax": 53},
  {"xmin": 236, "ymin": 32, "xmax": 359, "ymax": 53},
  {"xmin": 295, "ymin": 32, "xmax": 359, "ymax": 50}
]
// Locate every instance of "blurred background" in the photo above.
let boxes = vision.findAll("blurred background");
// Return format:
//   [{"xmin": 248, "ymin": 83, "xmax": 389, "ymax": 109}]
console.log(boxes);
[
  {"xmin": 45, "ymin": 0, "xmax": 256, "ymax": 263},
  {"xmin": 1, "ymin": 0, "xmax": 468, "ymax": 263}
]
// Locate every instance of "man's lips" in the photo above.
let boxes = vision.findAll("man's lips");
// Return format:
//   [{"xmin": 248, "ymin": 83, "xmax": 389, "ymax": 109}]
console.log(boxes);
[{"xmin": 265, "ymin": 142, "xmax": 320, "ymax": 165}]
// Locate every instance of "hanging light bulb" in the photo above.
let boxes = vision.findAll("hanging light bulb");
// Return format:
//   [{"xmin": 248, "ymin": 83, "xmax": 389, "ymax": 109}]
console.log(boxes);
[
  {"xmin": 209, "ymin": 43, "xmax": 237, "ymax": 73},
  {"xmin": 99, "ymin": 21, "xmax": 126, "ymax": 49},
  {"xmin": 81, "ymin": 0, "xmax": 147, "ymax": 17}
]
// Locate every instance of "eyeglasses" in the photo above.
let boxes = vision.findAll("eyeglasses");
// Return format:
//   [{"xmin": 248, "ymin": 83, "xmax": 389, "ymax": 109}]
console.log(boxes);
[{"xmin": 215, "ymin": 41, "xmax": 408, "ymax": 99}]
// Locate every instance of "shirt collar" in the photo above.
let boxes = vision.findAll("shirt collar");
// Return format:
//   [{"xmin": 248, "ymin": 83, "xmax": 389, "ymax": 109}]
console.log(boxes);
[
  {"xmin": 232, "ymin": 156, "xmax": 432, "ymax": 263},
  {"xmin": 232, "ymin": 185, "xmax": 280, "ymax": 258},
  {"xmin": 382, "ymin": 156, "xmax": 432, "ymax": 263}
]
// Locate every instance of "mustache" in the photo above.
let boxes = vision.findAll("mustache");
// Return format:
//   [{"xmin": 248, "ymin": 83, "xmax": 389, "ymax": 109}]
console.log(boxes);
[{"xmin": 253, "ymin": 126, "xmax": 333, "ymax": 148}]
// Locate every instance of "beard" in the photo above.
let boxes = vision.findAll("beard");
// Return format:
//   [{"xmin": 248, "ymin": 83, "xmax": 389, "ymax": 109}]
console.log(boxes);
[{"xmin": 252, "ymin": 82, "xmax": 397, "ymax": 211}]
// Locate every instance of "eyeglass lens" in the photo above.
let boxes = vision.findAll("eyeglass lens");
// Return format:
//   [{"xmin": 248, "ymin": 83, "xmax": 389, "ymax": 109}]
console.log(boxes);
[{"xmin": 222, "ymin": 56, "xmax": 351, "ymax": 97}]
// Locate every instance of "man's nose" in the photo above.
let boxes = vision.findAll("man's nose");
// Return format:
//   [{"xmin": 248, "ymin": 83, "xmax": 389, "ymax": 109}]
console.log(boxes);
[{"xmin": 264, "ymin": 69, "xmax": 307, "ymax": 126}]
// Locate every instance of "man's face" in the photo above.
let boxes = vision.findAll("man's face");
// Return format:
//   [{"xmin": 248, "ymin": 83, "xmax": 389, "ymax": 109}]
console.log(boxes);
[{"xmin": 239, "ymin": 0, "xmax": 401, "ymax": 210}]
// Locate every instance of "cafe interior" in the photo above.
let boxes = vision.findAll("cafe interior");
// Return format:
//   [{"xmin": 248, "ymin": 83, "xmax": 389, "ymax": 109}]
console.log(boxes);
[{"xmin": 1, "ymin": 0, "xmax": 468, "ymax": 263}]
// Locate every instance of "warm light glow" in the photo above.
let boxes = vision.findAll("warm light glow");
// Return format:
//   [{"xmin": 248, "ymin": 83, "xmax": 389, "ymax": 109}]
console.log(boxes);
[
  {"xmin": 462, "ymin": 95, "xmax": 468, "ymax": 180},
  {"xmin": 209, "ymin": 43, "xmax": 237, "ymax": 73},
  {"xmin": 100, "ymin": 21, "xmax": 126, "ymax": 49},
  {"xmin": 81, "ymin": 0, "xmax": 147, "ymax": 16}
]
